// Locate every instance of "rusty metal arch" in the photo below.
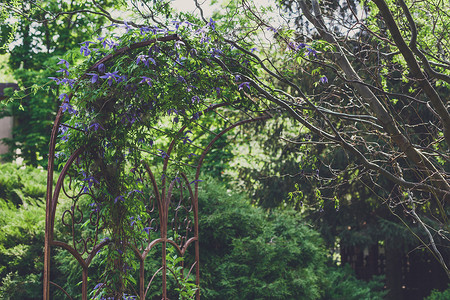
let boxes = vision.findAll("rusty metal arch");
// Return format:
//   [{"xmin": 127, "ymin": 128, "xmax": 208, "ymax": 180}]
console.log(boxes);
[{"xmin": 43, "ymin": 36, "xmax": 270, "ymax": 299}]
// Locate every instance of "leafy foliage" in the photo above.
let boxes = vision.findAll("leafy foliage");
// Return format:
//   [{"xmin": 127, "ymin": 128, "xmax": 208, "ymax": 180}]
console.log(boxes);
[
  {"xmin": 425, "ymin": 285, "xmax": 450, "ymax": 300},
  {"xmin": 0, "ymin": 164, "xmax": 387, "ymax": 299},
  {"xmin": 0, "ymin": 0, "xmax": 116, "ymax": 166},
  {"xmin": 0, "ymin": 163, "xmax": 47, "ymax": 299},
  {"xmin": 197, "ymin": 177, "xmax": 386, "ymax": 300}
]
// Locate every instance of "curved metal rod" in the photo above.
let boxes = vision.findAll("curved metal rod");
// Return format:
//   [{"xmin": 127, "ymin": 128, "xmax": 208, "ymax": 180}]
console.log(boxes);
[
  {"xmin": 141, "ymin": 236, "xmax": 191, "ymax": 262},
  {"xmin": 162, "ymin": 124, "xmax": 188, "ymax": 198},
  {"xmin": 130, "ymin": 243, "xmax": 144, "ymax": 262},
  {"xmin": 142, "ymin": 238, "xmax": 165, "ymax": 259},
  {"xmin": 85, "ymin": 239, "xmax": 111, "ymax": 266},
  {"xmin": 143, "ymin": 163, "xmax": 162, "ymax": 217},
  {"xmin": 50, "ymin": 147, "xmax": 85, "ymax": 235},
  {"xmin": 180, "ymin": 172, "xmax": 196, "ymax": 220},
  {"xmin": 46, "ymin": 102, "xmax": 64, "ymax": 207},
  {"xmin": 144, "ymin": 266, "xmax": 164, "ymax": 299},
  {"xmin": 166, "ymin": 238, "xmax": 184, "ymax": 256},
  {"xmin": 187, "ymin": 261, "xmax": 198, "ymax": 279},
  {"xmin": 166, "ymin": 179, "xmax": 177, "ymax": 225},
  {"xmin": 161, "ymin": 102, "xmax": 235, "ymax": 193},
  {"xmin": 193, "ymin": 114, "xmax": 271, "ymax": 199},
  {"xmin": 181, "ymin": 237, "xmax": 198, "ymax": 255},
  {"xmin": 50, "ymin": 281, "xmax": 74, "ymax": 300},
  {"xmin": 82, "ymin": 35, "xmax": 181, "ymax": 83},
  {"xmin": 194, "ymin": 114, "xmax": 270, "ymax": 180},
  {"xmin": 51, "ymin": 240, "xmax": 88, "ymax": 270}
]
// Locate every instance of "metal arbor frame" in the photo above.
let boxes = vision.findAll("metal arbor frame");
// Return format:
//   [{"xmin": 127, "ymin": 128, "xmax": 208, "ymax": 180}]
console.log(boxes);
[{"xmin": 43, "ymin": 37, "xmax": 270, "ymax": 299}]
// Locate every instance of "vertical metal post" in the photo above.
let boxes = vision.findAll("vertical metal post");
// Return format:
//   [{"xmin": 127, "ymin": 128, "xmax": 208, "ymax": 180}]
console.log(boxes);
[
  {"xmin": 194, "ymin": 189, "xmax": 200, "ymax": 300},
  {"xmin": 140, "ymin": 260, "xmax": 145, "ymax": 299},
  {"xmin": 43, "ymin": 210, "xmax": 51, "ymax": 300},
  {"xmin": 162, "ymin": 240, "xmax": 167, "ymax": 299},
  {"xmin": 82, "ymin": 268, "xmax": 88, "ymax": 300}
]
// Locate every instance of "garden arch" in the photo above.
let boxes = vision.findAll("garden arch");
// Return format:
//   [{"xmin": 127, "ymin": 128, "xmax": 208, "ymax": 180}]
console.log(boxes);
[{"xmin": 43, "ymin": 32, "xmax": 270, "ymax": 299}]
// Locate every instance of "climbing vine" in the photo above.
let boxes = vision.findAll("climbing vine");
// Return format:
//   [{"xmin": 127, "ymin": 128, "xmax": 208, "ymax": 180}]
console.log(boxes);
[{"xmin": 48, "ymin": 15, "xmax": 267, "ymax": 298}]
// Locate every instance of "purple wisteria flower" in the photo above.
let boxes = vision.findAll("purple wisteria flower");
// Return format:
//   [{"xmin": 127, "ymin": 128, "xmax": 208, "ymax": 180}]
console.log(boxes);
[
  {"xmin": 208, "ymin": 18, "xmax": 216, "ymax": 31},
  {"xmin": 190, "ymin": 48, "xmax": 198, "ymax": 56},
  {"xmin": 187, "ymin": 153, "xmax": 197, "ymax": 159},
  {"xmin": 306, "ymin": 47, "xmax": 317, "ymax": 57},
  {"xmin": 89, "ymin": 202, "xmax": 101, "ymax": 211},
  {"xmin": 114, "ymin": 195, "xmax": 125, "ymax": 203},
  {"xmin": 93, "ymin": 283, "xmax": 104, "ymax": 290},
  {"xmin": 209, "ymin": 48, "xmax": 223, "ymax": 58},
  {"xmin": 130, "ymin": 216, "xmax": 142, "ymax": 226},
  {"xmin": 117, "ymin": 75, "xmax": 127, "ymax": 83},
  {"xmin": 87, "ymin": 73, "xmax": 99, "ymax": 83},
  {"xmin": 182, "ymin": 130, "xmax": 192, "ymax": 144},
  {"xmin": 140, "ymin": 26, "xmax": 151, "ymax": 35},
  {"xmin": 200, "ymin": 34, "xmax": 211, "ymax": 44},
  {"xmin": 189, "ymin": 179, "xmax": 203, "ymax": 185},
  {"xmin": 80, "ymin": 41, "xmax": 95, "ymax": 56},
  {"xmin": 59, "ymin": 92, "xmax": 69, "ymax": 102},
  {"xmin": 57, "ymin": 58, "xmax": 69, "ymax": 68},
  {"xmin": 136, "ymin": 55, "xmax": 149, "ymax": 67},
  {"xmin": 48, "ymin": 77, "xmax": 60, "ymax": 84},
  {"xmin": 61, "ymin": 78, "xmax": 75, "ymax": 88},
  {"xmin": 123, "ymin": 21, "xmax": 133, "ymax": 33},
  {"xmin": 174, "ymin": 41, "xmax": 185, "ymax": 51},
  {"xmin": 185, "ymin": 21, "xmax": 196, "ymax": 27},
  {"xmin": 177, "ymin": 75, "xmax": 186, "ymax": 83},
  {"xmin": 97, "ymin": 36, "xmax": 108, "ymax": 48},
  {"xmin": 149, "ymin": 45, "xmax": 160, "ymax": 56},
  {"xmin": 158, "ymin": 149, "xmax": 169, "ymax": 159},
  {"xmin": 58, "ymin": 124, "xmax": 70, "ymax": 142},
  {"xmin": 167, "ymin": 108, "xmax": 178, "ymax": 116},
  {"xmin": 139, "ymin": 76, "xmax": 152, "ymax": 86},
  {"xmin": 98, "ymin": 63, "xmax": 106, "ymax": 73},
  {"xmin": 319, "ymin": 76, "xmax": 328, "ymax": 84},
  {"xmin": 89, "ymin": 123, "xmax": 104, "ymax": 131},
  {"xmin": 100, "ymin": 71, "xmax": 120, "ymax": 86},
  {"xmin": 238, "ymin": 82, "xmax": 251, "ymax": 90},
  {"xmin": 191, "ymin": 96, "xmax": 200, "ymax": 104},
  {"xmin": 171, "ymin": 20, "xmax": 182, "ymax": 30},
  {"xmin": 82, "ymin": 176, "xmax": 99, "ymax": 190},
  {"xmin": 61, "ymin": 101, "xmax": 77, "ymax": 115},
  {"xmin": 56, "ymin": 68, "xmax": 69, "ymax": 76},
  {"xmin": 59, "ymin": 124, "xmax": 68, "ymax": 134},
  {"xmin": 128, "ymin": 189, "xmax": 143, "ymax": 196}
]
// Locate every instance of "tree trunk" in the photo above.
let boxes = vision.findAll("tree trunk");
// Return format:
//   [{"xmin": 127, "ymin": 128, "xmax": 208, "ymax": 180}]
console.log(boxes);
[{"xmin": 385, "ymin": 238, "xmax": 403, "ymax": 300}]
